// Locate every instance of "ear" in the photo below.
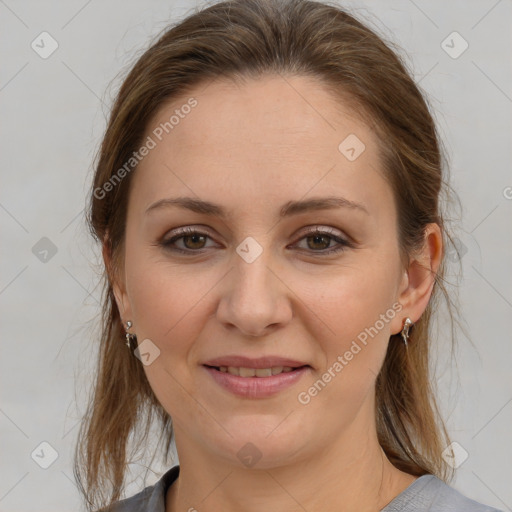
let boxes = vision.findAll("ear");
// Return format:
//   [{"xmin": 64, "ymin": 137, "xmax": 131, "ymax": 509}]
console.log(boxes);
[
  {"xmin": 102, "ymin": 233, "xmax": 133, "ymax": 324},
  {"xmin": 390, "ymin": 223, "xmax": 443, "ymax": 335}
]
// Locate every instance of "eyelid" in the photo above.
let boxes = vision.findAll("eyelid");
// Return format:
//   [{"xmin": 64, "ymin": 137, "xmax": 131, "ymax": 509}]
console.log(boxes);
[
  {"xmin": 168, "ymin": 225, "xmax": 214, "ymax": 237},
  {"xmin": 164, "ymin": 224, "xmax": 348, "ymax": 240},
  {"xmin": 296, "ymin": 225, "xmax": 344, "ymax": 238}
]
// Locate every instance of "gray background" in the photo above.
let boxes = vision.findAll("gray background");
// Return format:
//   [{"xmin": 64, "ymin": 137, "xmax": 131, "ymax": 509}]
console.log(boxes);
[{"xmin": 1, "ymin": 0, "xmax": 511, "ymax": 510}]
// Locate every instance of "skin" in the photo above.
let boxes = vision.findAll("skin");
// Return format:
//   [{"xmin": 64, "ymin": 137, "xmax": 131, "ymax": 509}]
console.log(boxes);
[{"xmin": 107, "ymin": 74, "xmax": 442, "ymax": 512}]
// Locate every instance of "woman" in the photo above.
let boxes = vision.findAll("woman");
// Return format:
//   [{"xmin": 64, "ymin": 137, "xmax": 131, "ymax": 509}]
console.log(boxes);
[{"xmin": 74, "ymin": 0, "xmax": 503, "ymax": 511}]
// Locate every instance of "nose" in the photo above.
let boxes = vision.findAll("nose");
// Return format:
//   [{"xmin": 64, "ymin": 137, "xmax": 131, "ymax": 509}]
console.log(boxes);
[{"xmin": 216, "ymin": 252, "xmax": 293, "ymax": 338}]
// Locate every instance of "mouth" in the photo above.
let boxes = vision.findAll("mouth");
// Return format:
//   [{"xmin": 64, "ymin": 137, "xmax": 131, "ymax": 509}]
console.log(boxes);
[
  {"xmin": 202, "ymin": 359, "xmax": 311, "ymax": 398},
  {"xmin": 203, "ymin": 364, "xmax": 309, "ymax": 377}
]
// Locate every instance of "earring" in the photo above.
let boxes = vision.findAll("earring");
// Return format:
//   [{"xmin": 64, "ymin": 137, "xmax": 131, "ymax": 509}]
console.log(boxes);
[
  {"xmin": 124, "ymin": 320, "xmax": 137, "ymax": 349},
  {"xmin": 401, "ymin": 317, "xmax": 413, "ymax": 348}
]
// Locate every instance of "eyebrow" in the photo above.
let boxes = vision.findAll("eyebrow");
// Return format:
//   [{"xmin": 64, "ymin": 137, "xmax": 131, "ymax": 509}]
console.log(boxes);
[{"xmin": 144, "ymin": 195, "xmax": 369, "ymax": 218}]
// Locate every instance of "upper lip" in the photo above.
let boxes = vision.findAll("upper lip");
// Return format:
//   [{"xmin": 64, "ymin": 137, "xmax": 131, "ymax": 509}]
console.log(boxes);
[{"xmin": 203, "ymin": 355, "xmax": 310, "ymax": 369}]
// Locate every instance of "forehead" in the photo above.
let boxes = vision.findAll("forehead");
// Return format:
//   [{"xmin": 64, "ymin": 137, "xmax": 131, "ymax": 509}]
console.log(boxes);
[
  {"xmin": 130, "ymin": 74, "xmax": 393, "ymax": 221},
  {"xmin": 147, "ymin": 74, "xmax": 367, "ymax": 159}
]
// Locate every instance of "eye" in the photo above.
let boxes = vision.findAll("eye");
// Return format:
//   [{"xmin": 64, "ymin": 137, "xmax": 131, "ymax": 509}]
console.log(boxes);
[
  {"xmin": 160, "ymin": 226, "xmax": 217, "ymax": 254},
  {"xmin": 159, "ymin": 225, "xmax": 353, "ymax": 256},
  {"xmin": 292, "ymin": 226, "xmax": 353, "ymax": 255}
]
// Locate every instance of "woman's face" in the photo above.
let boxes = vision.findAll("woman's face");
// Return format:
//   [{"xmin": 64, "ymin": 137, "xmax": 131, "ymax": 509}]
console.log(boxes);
[{"xmin": 113, "ymin": 74, "xmax": 419, "ymax": 469}]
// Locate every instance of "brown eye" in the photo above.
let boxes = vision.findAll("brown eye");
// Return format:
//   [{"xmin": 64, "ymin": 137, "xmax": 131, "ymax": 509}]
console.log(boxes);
[
  {"xmin": 161, "ymin": 227, "xmax": 216, "ymax": 254},
  {"xmin": 181, "ymin": 233, "xmax": 207, "ymax": 250},
  {"xmin": 306, "ymin": 234, "xmax": 332, "ymax": 251},
  {"xmin": 293, "ymin": 227, "xmax": 353, "ymax": 256}
]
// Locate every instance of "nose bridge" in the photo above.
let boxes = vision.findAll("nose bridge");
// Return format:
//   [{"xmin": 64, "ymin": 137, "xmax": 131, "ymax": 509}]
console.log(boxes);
[
  {"xmin": 234, "ymin": 248, "xmax": 273, "ymax": 299},
  {"xmin": 217, "ymin": 242, "xmax": 291, "ymax": 336}
]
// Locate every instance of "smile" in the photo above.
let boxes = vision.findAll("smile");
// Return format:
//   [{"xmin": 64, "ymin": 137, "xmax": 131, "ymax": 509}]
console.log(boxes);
[
  {"xmin": 203, "ymin": 364, "xmax": 310, "ymax": 398},
  {"xmin": 213, "ymin": 365, "xmax": 297, "ymax": 377}
]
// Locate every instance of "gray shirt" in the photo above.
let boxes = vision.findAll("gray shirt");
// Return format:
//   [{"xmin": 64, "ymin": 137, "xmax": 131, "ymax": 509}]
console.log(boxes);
[{"xmin": 103, "ymin": 465, "xmax": 503, "ymax": 512}]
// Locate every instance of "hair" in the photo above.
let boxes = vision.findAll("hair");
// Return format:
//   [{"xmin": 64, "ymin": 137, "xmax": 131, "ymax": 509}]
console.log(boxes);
[{"xmin": 75, "ymin": 0, "xmax": 460, "ymax": 510}]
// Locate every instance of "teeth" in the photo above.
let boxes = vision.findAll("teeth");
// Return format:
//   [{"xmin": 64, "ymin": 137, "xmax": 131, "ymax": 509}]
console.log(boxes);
[
  {"xmin": 255, "ymin": 368, "xmax": 272, "ymax": 377},
  {"xmin": 218, "ymin": 366, "xmax": 300, "ymax": 377},
  {"xmin": 239, "ymin": 367, "xmax": 256, "ymax": 377}
]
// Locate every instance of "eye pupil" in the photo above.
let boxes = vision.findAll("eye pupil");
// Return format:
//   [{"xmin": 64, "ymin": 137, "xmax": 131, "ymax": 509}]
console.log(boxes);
[
  {"xmin": 184, "ymin": 234, "xmax": 206, "ymax": 249},
  {"xmin": 308, "ymin": 234, "xmax": 330, "ymax": 250}
]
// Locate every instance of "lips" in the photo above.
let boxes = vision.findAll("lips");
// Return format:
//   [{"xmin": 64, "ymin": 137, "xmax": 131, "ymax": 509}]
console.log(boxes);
[
  {"xmin": 203, "ymin": 364, "xmax": 310, "ymax": 398},
  {"xmin": 202, "ymin": 355, "xmax": 311, "ymax": 397}
]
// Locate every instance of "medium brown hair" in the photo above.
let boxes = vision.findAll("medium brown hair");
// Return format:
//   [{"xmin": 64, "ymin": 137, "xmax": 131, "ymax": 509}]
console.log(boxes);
[{"xmin": 75, "ymin": 0, "xmax": 458, "ymax": 509}]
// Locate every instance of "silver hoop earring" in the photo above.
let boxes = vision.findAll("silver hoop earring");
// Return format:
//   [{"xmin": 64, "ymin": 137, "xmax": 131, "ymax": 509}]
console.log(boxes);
[
  {"xmin": 124, "ymin": 320, "xmax": 137, "ymax": 349},
  {"xmin": 401, "ymin": 317, "xmax": 413, "ymax": 348}
]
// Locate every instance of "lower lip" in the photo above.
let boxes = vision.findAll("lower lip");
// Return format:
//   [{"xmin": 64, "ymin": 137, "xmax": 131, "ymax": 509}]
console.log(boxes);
[{"xmin": 203, "ymin": 365, "xmax": 310, "ymax": 398}]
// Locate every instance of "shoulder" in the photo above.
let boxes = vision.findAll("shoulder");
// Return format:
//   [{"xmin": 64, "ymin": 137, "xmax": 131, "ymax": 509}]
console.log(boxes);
[
  {"xmin": 382, "ymin": 474, "xmax": 504, "ymax": 512},
  {"xmin": 95, "ymin": 465, "xmax": 180, "ymax": 512}
]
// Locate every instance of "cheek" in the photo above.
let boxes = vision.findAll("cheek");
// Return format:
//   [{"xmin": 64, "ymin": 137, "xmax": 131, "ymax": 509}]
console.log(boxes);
[
  {"xmin": 309, "ymin": 267, "xmax": 397, "ymax": 342},
  {"xmin": 303, "ymin": 260, "xmax": 399, "ymax": 393},
  {"xmin": 125, "ymin": 257, "xmax": 219, "ymax": 418},
  {"xmin": 125, "ymin": 255, "xmax": 213, "ymax": 356}
]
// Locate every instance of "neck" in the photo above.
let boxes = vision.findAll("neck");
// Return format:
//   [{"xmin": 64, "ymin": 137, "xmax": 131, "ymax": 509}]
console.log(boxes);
[{"xmin": 166, "ymin": 422, "xmax": 417, "ymax": 512}]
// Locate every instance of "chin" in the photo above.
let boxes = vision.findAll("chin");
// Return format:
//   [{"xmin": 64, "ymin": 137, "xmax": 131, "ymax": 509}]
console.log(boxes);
[{"xmin": 207, "ymin": 417, "xmax": 310, "ymax": 470}]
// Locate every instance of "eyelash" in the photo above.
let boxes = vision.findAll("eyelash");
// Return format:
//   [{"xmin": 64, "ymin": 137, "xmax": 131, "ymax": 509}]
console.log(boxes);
[{"xmin": 160, "ymin": 226, "xmax": 353, "ymax": 256}]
